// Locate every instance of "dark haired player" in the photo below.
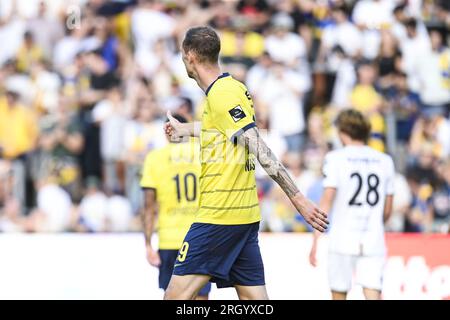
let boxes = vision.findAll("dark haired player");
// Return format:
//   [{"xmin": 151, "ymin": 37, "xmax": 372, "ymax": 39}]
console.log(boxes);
[{"xmin": 163, "ymin": 26, "xmax": 328, "ymax": 300}]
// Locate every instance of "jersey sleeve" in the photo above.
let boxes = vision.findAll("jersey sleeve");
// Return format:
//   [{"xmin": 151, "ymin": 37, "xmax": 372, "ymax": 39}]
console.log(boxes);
[
  {"xmin": 140, "ymin": 151, "xmax": 158, "ymax": 190},
  {"xmin": 209, "ymin": 90, "xmax": 256, "ymax": 141},
  {"xmin": 385, "ymin": 157, "xmax": 395, "ymax": 196},
  {"xmin": 322, "ymin": 153, "xmax": 338, "ymax": 188}
]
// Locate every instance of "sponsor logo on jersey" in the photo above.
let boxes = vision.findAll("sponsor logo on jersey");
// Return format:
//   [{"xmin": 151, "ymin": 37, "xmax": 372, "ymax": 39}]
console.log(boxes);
[{"xmin": 229, "ymin": 105, "xmax": 246, "ymax": 122}]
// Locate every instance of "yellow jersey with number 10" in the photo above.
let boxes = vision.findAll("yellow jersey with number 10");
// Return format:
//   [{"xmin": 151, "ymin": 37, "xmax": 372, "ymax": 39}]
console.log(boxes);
[
  {"xmin": 196, "ymin": 72, "xmax": 260, "ymax": 225},
  {"xmin": 140, "ymin": 140, "xmax": 200, "ymax": 250}
]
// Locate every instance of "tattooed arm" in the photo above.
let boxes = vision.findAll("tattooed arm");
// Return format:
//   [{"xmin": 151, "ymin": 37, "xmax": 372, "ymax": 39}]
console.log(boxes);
[
  {"xmin": 142, "ymin": 188, "xmax": 161, "ymax": 267},
  {"xmin": 237, "ymin": 127, "xmax": 329, "ymax": 232}
]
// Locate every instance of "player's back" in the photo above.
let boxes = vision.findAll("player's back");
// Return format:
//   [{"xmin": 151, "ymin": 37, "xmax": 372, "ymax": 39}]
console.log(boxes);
[
  {"xmin": 323, "ymin": 145, "xmax": 395, "ymax": 256},
  {"xmin": 198, "ymin": 73, "xmax": 260, "ymax": 225},
  {"xmin": 141, "ymin": 140, "xmax": 201, "ymax": 250}
]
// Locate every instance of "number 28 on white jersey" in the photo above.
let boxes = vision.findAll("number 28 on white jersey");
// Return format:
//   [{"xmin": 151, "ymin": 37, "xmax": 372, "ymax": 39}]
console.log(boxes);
[{"xmin": 322, "ymin": 145, "xmax": 395, "ymax": 256}]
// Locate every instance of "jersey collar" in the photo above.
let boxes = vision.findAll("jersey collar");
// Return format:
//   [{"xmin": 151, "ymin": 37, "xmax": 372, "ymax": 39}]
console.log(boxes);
[{"xmin": 205, "ymin": 72, "xmax": 230, "ymax": 96}]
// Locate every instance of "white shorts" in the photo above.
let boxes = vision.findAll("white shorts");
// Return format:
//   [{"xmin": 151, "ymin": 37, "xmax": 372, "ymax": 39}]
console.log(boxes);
[{"xmin": 328, "ymin": 252, "xmax": 385, "ymax": 293}]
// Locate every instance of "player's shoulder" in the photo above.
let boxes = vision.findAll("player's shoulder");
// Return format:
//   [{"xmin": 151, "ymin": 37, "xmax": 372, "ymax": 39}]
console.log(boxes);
[
  {"xmin": 365, "ymin": 146, "xmax": 394, "ymax": 163},
  {"xmin": 358, "ymin": 147, "xmax": 395, "ymax": 172},
  {"xmin": 144, "ymin": 145, "xmax": 167, "ymax": 162},
  {"xmin": 208, "ymin": 74, "xmax": 247, "ymax": 100},
  {"xmin": 325, "ymin": 146, "xmax": 393, "ymax": 162},
  {"xmin": 324, "ymin": 148, "xmax": 345, "ymax": 162},
  {"xmin": 381, "ymin": 152, "xmax": 395, "ymax": 169}
]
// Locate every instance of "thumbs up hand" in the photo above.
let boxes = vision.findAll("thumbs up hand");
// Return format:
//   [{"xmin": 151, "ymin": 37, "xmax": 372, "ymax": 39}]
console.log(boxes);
[{"xmin": 164, "ymin": 111, "xmax": 184, "ymax": 142}]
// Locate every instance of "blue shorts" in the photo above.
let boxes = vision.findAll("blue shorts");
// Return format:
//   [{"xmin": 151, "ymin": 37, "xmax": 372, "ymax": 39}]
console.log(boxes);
[
  {"xmin": 159, "ymin": 249, "xmax": 211, "ymax": 296},
  {"xmin": 172, "ymin": 222, "xmax": 265, "ymax": 288}
]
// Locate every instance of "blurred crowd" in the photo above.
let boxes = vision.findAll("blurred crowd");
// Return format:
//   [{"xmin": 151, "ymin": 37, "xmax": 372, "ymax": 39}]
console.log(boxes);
[{"xmin": 0, "ymin": 0, "xmax": 448, "ymax": 233}]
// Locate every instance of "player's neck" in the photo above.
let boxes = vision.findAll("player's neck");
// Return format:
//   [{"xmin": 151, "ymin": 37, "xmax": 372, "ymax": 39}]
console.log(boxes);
[
  {"xmin": 344, "ymin": 141, "xmax": 366, "ymax": 147},
  {"xmin": 195, "ymin": 64, "xmax": 222, "ymax": 92}
]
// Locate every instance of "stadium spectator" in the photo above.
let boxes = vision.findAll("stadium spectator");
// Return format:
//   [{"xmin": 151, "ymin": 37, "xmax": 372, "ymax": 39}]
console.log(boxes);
[
  {"xmin": 236, "ymin": 0, "xmax": 270, "ymax": 31},
  {"xmin": 92, "ymin": 85, "xmax": 127, "ymax": 193},
  {"xmin": 15, "ymin": 31, "xmax": 44, "ymax": 74},
  {"xmin": 264, "ymin": 12, "xmax": 307, "ymax": 68},
  {"xmin": 245, "ymin": 51, "xmax": 273, "ymax": 96},
  {"xmin": 352, "ymin": 0, "xmax": 394, "ymax": 59},
  {"xmin": 53, "ymin": 23, "xmax": 86, "ymax": 72},
  {"xmin": 219, "ymin": 16, "xmax": 265, "ymax": 67},
  {"xmin": 377, "ymin": 30, "xmax": 401, "ymax": 91},
  {"xmin": 105, "ymin": 191, "xmax": 134, "ymax": 232},
  {"xmin": 384, "ymin": 71, "xmax": 419, "ymax": 171},
  {"xmin": 350, "ymin": 60, "xmax": 386, "ymax": 152},
  {"xmin": 0, "ymin": 86, "xmax": 38, "ymax": 208},
  {"xmin": 431, "ymin": 160, "xmax": 450, "ymax": 233},
  {"xmin": 318, "ymin": 4, "xmax": 362, "ymax": 68},
  {"xmin": 77, "ymin": 176, "xmax": 108, "ymax": 232},
  {"xmin": 38, "ymin": 101, "xmax": 84, "ymax": 201},
  {"xmin": 27, "ymin": 175, "xmax": 73, "ymax": 232},
  {"xmin": 0, "ymin": 160, "xmax": 24, "ymax": 232},
  {"xmin": 399, "ymin": 18, "xmax": 431, "ymax": 93},
  {"xmin": 252, "ymin": 59, "xmax": 310, "ymax": 151},
  {"xmin": 0, "ymin": 196, "xmax": 23, "ymax": 232},
  {"xmin": 405, "ymin": 168, "xmax": 434, "ymax": 233},
  {"xmin": 409, "ymin": 115, "xmax": 450, "ymax": 161},
  {"xmin": 27, "ymin": 1, "xmax": 64, "ymax": 60},
  {"xmin": 0, "ymin": 88, "xmax": 38, "ymax": 160},
  {"xmin": 328, "ymin": 46, "xmax": 357, "ymax": 110},
  {"xmin": 132, "ymin": 0, "xmax": 175, "ymax": 48},
  {"xmin": 123, "ymin": 100, "xmax": 166, "ymax": 212},
  {"xmin": 416, "ymin": 28, "xmax": 450, "ymax": 114}
]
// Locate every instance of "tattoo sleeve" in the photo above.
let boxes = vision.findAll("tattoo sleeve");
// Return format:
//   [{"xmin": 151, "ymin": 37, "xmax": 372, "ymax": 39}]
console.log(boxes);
[{"xmin": 237, "ymin": 127, "xmax": 300, "ymax": 198}]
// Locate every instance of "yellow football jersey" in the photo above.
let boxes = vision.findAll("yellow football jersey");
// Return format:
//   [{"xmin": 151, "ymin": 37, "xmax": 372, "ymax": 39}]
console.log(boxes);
[
  {"xmin": 196, "ymin": 73, "xmax": 260, "ymax": 225},
  {"xmin": 140, "ymin": 140, "xmax": 200, "ymax": 250}
]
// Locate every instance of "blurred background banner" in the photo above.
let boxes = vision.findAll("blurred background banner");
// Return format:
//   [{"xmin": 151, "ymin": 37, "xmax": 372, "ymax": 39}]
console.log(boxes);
[
  {"xmin": 0, "ymin": 233, "xmax": 448, "ymax": 300},
  {"xmin": 382, "ymin": 234, "xmax": 450, "ymax": 300}
]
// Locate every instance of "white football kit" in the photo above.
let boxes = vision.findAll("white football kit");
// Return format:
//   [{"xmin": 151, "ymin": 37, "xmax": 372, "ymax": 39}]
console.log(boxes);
[{"xmin": 322, "ymin": 145, "xmax": 395, "ymax": 292}]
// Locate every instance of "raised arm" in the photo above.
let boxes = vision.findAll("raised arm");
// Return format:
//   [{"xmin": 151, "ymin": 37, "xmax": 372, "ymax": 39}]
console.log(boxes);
[{"xmin": 237, "ymin": 127, "xmax": 329, "ymax": 232}]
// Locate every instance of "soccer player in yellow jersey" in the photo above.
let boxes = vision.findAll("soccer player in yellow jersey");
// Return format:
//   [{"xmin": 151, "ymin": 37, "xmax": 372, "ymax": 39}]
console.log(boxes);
[
  {"xmin": 163, "ymin": 26, "xmax": 329, "ymax": 300},
  {"xmin": 140, "ymin": 114, "xmax": 211, "ymax": 299}
]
